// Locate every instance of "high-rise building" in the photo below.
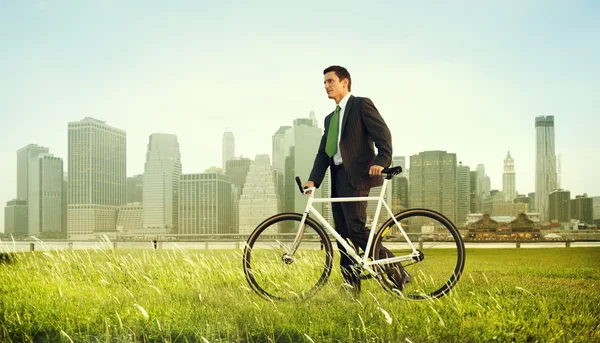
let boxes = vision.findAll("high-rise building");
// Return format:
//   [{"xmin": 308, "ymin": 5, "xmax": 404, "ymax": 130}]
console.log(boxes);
[
  {"xmin": 17, "ymin": 144, "xmax": 49, "ymax": 200},
  {"xmin": 62, "ymin": 173, "xmax": 67, "ymax": 234},
  {"xmin": 272, "ymin": 126, "xmax": 292, "ymax": 172},
  {"xmin": 225, "ymin": 158, "xmax": 253, "ymax": 198},
  {"xmin": 238, "ymin": 155, "xmax": 280, "ymax": 235},
  {"xmin": 284, "ymin": 114, "xmax": 323, "ymax": 215},
  {"xmin": 272, "ymin": 126, "xmax": 293, "ymax": 220},
  {"xmin": 226, "ymin": 157, "xmax": 253, "ymax": 232},
  {"xmin": 571, "ymin": 194, "xmax": 593, "ymax": 225},
  {"xmin": 476, "ymin": 164, "xmax": 491, "ymax": 206},
  {"xmin": 535, "ymin": 116, "xmax": 558, "ymax": 221},
  {"xmin": 67, "ymin": 117, "xmax": 126, "ymax": 238},
  {"xmin": 592, "ymin": 197, "xmax": 600, "ymax": 226},
  {"xmin": 126, "ymin": 174, "xmax": 143, "ymax": 204},
  {"xmin": 222, "ymin": 130, "xmax": 235, "ymax": 173},
  {"xmin": 321, "ymin": 169, "xmax": 334, "ymax": 225},
  {"xmin": 491, "ymin": 202, "xmax": 529, "ymax": 217},
  {"xmin": 142, "ymin": 133, "xmax": 182, "ymax": 235},
  {"xmin": 409, "ymin": 151, "xmax": 457, "ymax": 225},
  {"xmin": 392, "ymin": 156, "xmax": 407, "ymax": 176},
  {"xmin": 470, "ymin": 171, "xmax": 479, "ymax": 214},
  {"xmin": 391, "ymin": 177, "xmax": 409, "ymax": 215},
  {"xmin": 557, "ymin": 153, "xmax": 562, "ymax": 189},
  {"xmin": 4, "ymin": 199, "xmax": 28, "ymax": 235},
  {"xmin": 502, "ymin": 151, "xmax": 516, "ymax": 201},
  {"xmin": 456, "ymin": 162, "xmax": 471, "ymax": 228},
  {"xmin": 179, "ymin": 173, "xmax": 234, "ymax": 235},
  {"xmin": 366, "ymin": 181, "xmax": 393, "ymax": 228},
  {"xmin": 116, "ymin": 203, "xmax": 143, "ymax": 235},
  {"xmin": 368, "ymin": 157, "xmax": 405, "ymax": 223},
  {"xmin": 514, "ymin": 194, "xmax": 531, "ymax": 209},
  {"xmin": 28, "ymin": 153, "xmax": 64, "ymax": 235},
  {"xmin": 528, "ymin": 192, "xmax": 536, "ymax": 211},
  {"xmin": 390, "ymin": 156, "xmax": 408, "ymax": 214},
  {"xmin": 549, "ymin": 189, "xmax": 570, "ymax": 223},
  {"xmin": 482, "ymin": 190, "xmax": 506, "ymax": 215}
]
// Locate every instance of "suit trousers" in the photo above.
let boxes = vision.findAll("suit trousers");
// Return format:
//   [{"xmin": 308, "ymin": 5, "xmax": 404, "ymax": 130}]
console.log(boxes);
[{"xmin": 331, "ymin": 165, "xmax": 395, "ymax": 284}]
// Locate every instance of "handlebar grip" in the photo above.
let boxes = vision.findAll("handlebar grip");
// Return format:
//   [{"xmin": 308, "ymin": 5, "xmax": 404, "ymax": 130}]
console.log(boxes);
[{"xmin": 295, "ymin": 177, "xmax": 304, "ymax": 194}]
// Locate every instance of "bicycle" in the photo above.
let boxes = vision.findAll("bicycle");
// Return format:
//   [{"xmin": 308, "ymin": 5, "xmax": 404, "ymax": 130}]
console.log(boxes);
[{"xmin": 242, "ymin": 166, "xmax": 465, "ymax": 301}]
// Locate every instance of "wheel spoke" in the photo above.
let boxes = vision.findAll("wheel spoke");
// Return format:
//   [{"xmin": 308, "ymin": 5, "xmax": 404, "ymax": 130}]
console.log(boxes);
[
  {"xmin": 373, "ymin": 209, "xmax": 465, "ymax": 300},
  {"xmin": 243, "ymin": 214, "xmax": 333, "ymax": 301}
]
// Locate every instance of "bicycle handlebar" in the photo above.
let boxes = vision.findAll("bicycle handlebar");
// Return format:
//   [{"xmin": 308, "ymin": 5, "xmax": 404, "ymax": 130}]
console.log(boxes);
[
  {"xmin": 295, "ymin": 176, "xmax": 304, "ymax": 194},
  {"xmin": 295, "ymin": 166, "xmax": 402, "ymax": 195}
]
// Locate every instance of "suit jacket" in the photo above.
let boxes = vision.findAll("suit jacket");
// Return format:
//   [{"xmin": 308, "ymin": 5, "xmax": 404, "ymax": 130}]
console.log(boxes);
[{"xmin": 309, "ymin": 95, "xmax": 392, "ymax": 191}]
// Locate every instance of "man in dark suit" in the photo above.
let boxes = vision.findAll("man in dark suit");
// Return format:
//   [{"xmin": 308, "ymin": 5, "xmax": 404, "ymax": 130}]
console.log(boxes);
[{"xmin": 303, "ymin": 65, "xmax": 410, "ymax": 294}]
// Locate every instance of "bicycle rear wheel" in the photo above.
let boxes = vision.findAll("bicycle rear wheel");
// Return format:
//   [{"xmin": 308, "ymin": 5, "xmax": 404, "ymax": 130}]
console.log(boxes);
[
  {"xmin": 243, "ymin": 213, "xmax": 333, "ymax": 301},
  {"xmin": 372, "ymin": 208, "xmax": 465, "ymax": 300}
]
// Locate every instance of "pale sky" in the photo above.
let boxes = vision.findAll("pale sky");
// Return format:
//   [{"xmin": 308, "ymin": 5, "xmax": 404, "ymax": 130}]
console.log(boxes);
[{"xmin": 1, "ymin": 1, "xmax": 599, "ymax": 232}]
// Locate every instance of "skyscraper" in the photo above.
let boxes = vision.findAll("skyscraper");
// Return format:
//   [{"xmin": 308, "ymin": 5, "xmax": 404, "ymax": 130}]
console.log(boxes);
[
  {"xmin": 549, "ymin": 189, "xmax": 570, "ymax": 223},
  {"xmin": 366, "ymin": 181, "xmax": 393, "ymax": 227},
  {"xmin": 502, "ymin": 151, "xmax": 516, "ymax": 201},
  {"xmin": 476, "ymin": 164, "xmax": 491, "ymax": 202},
  {"xmin": 469, "ymin": 171, "xmax": 479, "ymax": 214},
  {"xmin": 528, "ymin": 192, "xmax": 537, "ymax": 212},
  {"xmin": 284, "ymin": 114, "xmax": 323, "ymax": 215},
  {"xmin": 225, "ymin": 158, "xmax": 253, "ymax": 198},
  {"xmin": 409, "ymin": 151, "xmax": 457, "ymax": 225},
  {"xmin": 571, "ymin": 194, "xmax": 593, "ymax": 225},
  {"xmin": 592, "ymin": 197, "xmax": 600, "ymax": 226},
  {"xmin": 321, "ymin": 169, "xmax": 334, "ymax": 224},
  {"xmin": 222, "ymin": 130, "xmax": 235, "ymax": 173},
  {"xmin": 28, "ymin": 153, "xmax": 64, "ymax": 236},
  {"xmin": 179, "ymin": 173, "xmax": 234, "ymax": 235},
  {"xmin": 68, "ymin": 117, "xmax": 126, "ymax": 238},
  {"xmin": 126, "ymin": 174, "xmax": 143, "ymax": 204},
  {"xmin": 456, "ymin": 162, "xmax": 471, "ymax": 227},
  {"xmin": 535, "ymin": 116, "xmax": 558, "ymax": 221},
  {"xmin": 226, "ymin": 157, "xmax": 253, "ymax": 232},
  {"xmin": 238, "ymin": 155, "xmax": 280, "ymax": 235},
  {"xmin": 391, "ymin": 156, "xmax": 408, "ymax": 214},
  {"xmin": 272, "ymin": 126, "xmax": 292, "ymax": 172},
  {"xmin": 143, "ymin": 133, "xmax": 182, "ymax": 235},
  {"xmin": 557, "ymin": 153, "xmax": 562, "ymax": 189},
  {"xmin": 17, "ymin": 144, "xmax": 49, "ymax": 200},
  {"xmin": 4, "ymin": 199, "xmax": 27, "ymax": 235}
]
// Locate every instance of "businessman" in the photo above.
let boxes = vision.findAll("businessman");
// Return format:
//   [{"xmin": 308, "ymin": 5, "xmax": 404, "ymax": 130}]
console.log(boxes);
[{"xmin": 303, "ymin": 65, "xmax": 411, "ymax": 294}]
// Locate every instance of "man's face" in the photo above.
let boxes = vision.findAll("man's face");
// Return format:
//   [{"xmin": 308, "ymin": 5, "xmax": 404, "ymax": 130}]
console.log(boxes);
[{"xmin": 324, "ymin": 71, "xmax": 348, "ymax": 101}]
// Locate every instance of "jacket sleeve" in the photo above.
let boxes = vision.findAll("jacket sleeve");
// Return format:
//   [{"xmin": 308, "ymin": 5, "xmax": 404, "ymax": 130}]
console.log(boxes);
[
  {"xmin": 308, "ymin": 114, "xmax": 331, "ymax": 188},
  {"xmin": 361, "ymin": 98, "xmax": 392, "ymax": 168}
]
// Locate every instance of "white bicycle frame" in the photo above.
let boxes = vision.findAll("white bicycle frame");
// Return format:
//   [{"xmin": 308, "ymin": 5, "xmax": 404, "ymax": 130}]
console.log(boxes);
[{"xmin": 288, "ymin": 177, "xmax": 421, "ymax": 278}]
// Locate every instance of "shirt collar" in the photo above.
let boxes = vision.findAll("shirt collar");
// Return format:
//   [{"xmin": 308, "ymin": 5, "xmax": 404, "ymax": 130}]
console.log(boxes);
[{"xmin": 337, "ymin": 92, "xmax": 352, "ymax": 111}]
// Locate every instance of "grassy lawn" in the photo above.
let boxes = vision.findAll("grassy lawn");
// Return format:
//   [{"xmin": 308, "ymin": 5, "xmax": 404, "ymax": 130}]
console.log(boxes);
[{"xmin": 0, "ymin": 247, "xmax": 599, "ymax": 342}]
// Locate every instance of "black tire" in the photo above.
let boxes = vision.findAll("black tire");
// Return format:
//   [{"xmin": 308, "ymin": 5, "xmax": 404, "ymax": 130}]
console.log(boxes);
[
  {"xmin": 243, "ymin": 213, "xmax": 334, "ymax": 301},
  {"xmin": 372, "ymin": 208, "xmax": 465, "ymax": 300}
]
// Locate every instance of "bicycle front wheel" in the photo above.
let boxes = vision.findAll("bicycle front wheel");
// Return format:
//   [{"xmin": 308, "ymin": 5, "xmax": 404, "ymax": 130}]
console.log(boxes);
[
  {"xmin": 243, "ymin": 213, "xmax": 333, "ymax": 301},
  {"xmin": 372, "ymin": 208, "xmax": 465, "ymax": 300}
]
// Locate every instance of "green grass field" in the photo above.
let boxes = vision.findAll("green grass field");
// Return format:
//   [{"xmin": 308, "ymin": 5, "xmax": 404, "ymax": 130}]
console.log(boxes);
[{"xmin": 1, "ymin": 247, "xmax": 599, "ymax": 342}]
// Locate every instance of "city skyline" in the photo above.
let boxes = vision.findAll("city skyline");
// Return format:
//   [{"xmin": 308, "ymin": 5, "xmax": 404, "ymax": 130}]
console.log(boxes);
[{"xmin": 1, "ymin": 2, "xmax": 599, "ymax": 231}]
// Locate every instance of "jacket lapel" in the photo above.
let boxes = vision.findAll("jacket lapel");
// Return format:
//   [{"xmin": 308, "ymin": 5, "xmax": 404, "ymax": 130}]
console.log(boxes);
[{"xmin": 340, "ymin": 95, "xmax": 355, "ymax": 138}]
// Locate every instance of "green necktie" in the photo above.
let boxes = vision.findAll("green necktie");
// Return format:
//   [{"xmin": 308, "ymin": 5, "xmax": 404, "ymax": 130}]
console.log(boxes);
[{"xmin": 325, "ymin": 105, "xmax": 341, "ymax": 157}]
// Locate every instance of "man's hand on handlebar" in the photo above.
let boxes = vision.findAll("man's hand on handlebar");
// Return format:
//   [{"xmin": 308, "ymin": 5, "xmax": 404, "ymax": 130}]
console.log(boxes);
[{"xmin": 302, "ymin": 181, "xmax": 315, "ymax": 194}]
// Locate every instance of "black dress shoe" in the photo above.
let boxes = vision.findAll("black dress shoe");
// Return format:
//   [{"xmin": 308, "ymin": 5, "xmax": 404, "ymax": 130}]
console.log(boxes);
[
  {"xmin": 387, "ymin": 264, "xmax": 411, "ymax": 292},
  {"xmin": 341, "ymin": 280, "xmax": 361, "ymax": 296},
  {"xmin": 341, "ymin": 272, "xmax": 361, "ymax": 295}
]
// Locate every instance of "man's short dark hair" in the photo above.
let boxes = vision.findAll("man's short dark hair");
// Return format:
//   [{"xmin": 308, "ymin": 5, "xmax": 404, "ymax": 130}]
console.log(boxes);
[{"xmin": 324, "ymin": 65, "xmax": 352, "ymax": 92}]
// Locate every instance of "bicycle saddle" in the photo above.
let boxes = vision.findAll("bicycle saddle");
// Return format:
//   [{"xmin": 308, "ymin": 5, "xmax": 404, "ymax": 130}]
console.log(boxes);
[{"xmin": 382, "ymin": 166, "xmax": 402, "ymax": 179}]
